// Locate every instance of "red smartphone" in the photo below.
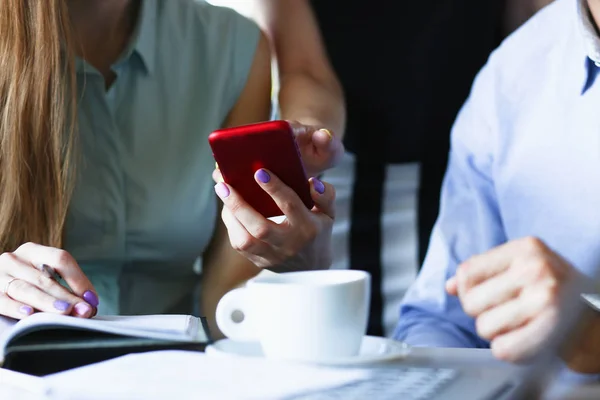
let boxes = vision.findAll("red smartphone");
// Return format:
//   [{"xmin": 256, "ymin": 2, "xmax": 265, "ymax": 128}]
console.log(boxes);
[{"xmin": 208, "ymin": 120, "xmax": 314, "ymax": 218}]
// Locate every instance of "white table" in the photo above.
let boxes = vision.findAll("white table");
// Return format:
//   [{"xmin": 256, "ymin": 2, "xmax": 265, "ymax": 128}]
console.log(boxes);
[
  {"xmin": 0, "ymin": 367, "xmax": 42, "ymax": 400},
  {"xmin": 0, "ymin": 347, "xmax": 596, "ymax": 400}
]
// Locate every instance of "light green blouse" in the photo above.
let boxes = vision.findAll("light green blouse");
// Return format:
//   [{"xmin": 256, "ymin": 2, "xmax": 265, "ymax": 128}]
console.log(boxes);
[{"xmin": 65, "ymin": 0, "xmax": 260, "ymax": 315}]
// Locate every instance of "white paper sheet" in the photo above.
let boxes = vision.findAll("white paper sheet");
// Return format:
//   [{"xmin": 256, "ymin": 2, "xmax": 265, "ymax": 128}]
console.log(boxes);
[
  {"xmin": 0, "ymin": 367, "xmax": 47, "ymax": 398},
  {"xmin": 42, "ymin": 350, "xmax": 368, "ymax": 400}
]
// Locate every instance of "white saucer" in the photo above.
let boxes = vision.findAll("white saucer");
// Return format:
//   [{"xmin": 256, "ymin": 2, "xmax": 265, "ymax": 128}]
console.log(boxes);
[{"xmin": 205, "ymin": 336, "xmax": 410, "ymax": 366}]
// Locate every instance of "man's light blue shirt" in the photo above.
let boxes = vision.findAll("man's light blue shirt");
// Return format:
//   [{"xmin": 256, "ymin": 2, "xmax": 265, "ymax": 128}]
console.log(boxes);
[{"xmin": 395, "ymin": 0, "xmax": 600, "ymax": 350}]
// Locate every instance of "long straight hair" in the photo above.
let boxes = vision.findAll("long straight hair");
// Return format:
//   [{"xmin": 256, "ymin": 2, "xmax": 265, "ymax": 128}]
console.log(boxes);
[{"xmin": 0, "ymin": 0, "xmax": 77, "ymax": 252}]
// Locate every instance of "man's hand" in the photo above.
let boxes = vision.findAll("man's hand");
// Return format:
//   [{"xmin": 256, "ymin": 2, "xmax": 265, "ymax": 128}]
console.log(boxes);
[
  {"xmin": 446, "ymin": 237, "xmax": 584, "ymax": 364},
  {"xmin": 290, "ymin": 121, "xmax": 344, "ymax": 177}
]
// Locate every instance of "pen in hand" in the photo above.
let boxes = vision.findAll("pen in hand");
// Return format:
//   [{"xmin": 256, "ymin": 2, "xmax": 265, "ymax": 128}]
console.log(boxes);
[
  {"xmin": 38, "ymin": 263, "xmax": 98, "ymax": 318},
  {"xmin": 40, "ymin": 263, "xmax": 64, "ymax": 284}
]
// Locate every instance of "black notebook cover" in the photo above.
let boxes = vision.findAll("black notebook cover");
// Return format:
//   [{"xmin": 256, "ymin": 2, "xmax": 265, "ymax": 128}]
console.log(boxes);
[{"xmin": 2, "ymin": 317, "xmax": 212, "ymax": 376}]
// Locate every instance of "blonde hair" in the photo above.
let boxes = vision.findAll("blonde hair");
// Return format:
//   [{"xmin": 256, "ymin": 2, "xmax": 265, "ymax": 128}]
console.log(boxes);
[{"xmin": 0, "ymin": 0, "xmax": 77, "ymax": 252}]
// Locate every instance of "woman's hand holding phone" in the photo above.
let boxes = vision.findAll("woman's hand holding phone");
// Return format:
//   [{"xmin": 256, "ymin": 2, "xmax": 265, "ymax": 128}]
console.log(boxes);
[{"xmin": 214, "ymin": 168, "xmax": 335, "ymax": 272}]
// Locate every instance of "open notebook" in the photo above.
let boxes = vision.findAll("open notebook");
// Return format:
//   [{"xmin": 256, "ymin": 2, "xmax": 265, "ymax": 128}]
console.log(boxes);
[{"xmin": 0, "ymin": 313, "xmax": 211, "ymax": 376}]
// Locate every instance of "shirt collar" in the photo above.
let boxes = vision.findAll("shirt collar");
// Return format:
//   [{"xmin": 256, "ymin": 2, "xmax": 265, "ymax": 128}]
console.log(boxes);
[
  {"xmin": 577, "ymin": 0, "xmax": 600, "ymax": 92},
  {"xmin": 578, "ymin": 0, "xmax": 600, "ymax": 64},
  {"xmin": 133, "ymin": 0, "xmax": 157, "ymax": 75}
]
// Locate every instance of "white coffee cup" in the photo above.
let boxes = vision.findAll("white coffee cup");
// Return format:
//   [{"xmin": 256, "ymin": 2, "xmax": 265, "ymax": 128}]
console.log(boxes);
[{"xmin": 215, "ymin": 270, "xmax": 371, "ymax": 362}]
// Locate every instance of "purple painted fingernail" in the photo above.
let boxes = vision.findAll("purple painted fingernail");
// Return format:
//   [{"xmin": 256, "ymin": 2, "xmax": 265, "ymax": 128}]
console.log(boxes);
[
  {"xmin": 214, "ymin": 182, "xmax": 230, "ymax": 199},
  {"xmin": 83, "ymin": 290, "xmax": 99, "ymax": 307},
  {"xmin": 74, "ymin": 302, "xmax": 92, "ymax": 317},
  {"xmin": 313, "ymin": 178, "xmax": 325, "ymax": 194},
  {"xmin": 19, "ymin": 305, "xmax": 33, "ymax": 315},
  {"xmin": 53, "ymin": 300, "xmax": 70, "ymax": 312},
  {"xmin": 256, "ymin": 169, "xmax": 271, "ymax": 184}
]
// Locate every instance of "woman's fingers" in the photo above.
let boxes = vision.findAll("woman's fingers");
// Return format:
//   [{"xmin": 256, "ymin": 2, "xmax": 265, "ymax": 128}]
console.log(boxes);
[
  {"xmin": 13, "ymin": 242, "xmax": 99, "ymax": 307},
  {"xmin": 215, "ymin": 182, "xmax": 283, "ymax": 246},
  {"xmin": 309, "ymin": 177, "xmax": 335, "ymax": 219},
  {"xmin": 0, "ymin": 274, "xmax": 74, "ymax": 315},
  {"xmin": 215, "ymin": 168, "xmax": 334, "ymax": 272},
  {"xmin": 212, "ymin": 168, "xmax": 223, "ymax": 183},
  {"xmin": 253, "ymin": 169, "xmax": 311, "ymax": 225},
  {"xmin": 221, "ymin": 206, "xmax": 276, "ymax": 259},
  {"xmin": 0, "ymin": 250, "xmax": 95, "ymax": 318},
  {"xmin": 0, "ymin": 294, "xmax": 34, "ymax": 320},
  {"xmin": 288, "ymin": 121, "xmax": 344, "ymax": 176},
  {"xmin": 6, "ymin": 260, "xmax": 94, "ymax": 318},
  {"xmin": 288, "ymin": 120, "xmax": 317, "ymax": 145}
]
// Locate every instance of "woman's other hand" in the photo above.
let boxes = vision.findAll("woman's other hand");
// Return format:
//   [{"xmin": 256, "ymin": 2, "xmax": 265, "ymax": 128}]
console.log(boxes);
[
  {"xmin": 0, "ymin": 243, "xmax": 99, "ymax": 319},
  {"xmin": 215, "ymin": 169, "xmax": 334, "ymax": 272}
]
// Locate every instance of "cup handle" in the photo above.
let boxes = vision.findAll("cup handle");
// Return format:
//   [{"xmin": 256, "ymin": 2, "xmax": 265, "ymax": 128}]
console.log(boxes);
[{"xmin": 215, "ymin": 288, "xmax": 256, "ymax": 342}]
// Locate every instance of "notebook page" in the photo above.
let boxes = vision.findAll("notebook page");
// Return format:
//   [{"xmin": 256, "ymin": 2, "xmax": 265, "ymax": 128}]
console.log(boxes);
[
  {"xmin": 43, "ymin": 350, "xmax": 369, "ymax": 400},
  {"xmin": 93, "ymin": 315, "xmax": 204, "ymax": 340},
  {"xmin": 0, "ymin": 366, "xmax": 48, "ymax": 398}
]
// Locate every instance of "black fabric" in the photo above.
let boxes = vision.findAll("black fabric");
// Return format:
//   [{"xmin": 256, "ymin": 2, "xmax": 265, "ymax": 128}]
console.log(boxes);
[
  {"xmin": 310, "ymin": 0, "xmax": 505, "ymax": 263},
  {"xmin": 310, "ymin": 0, "xmax": 505, "ymax": 162},
  {"xmin": 348, "ymin": 160, "xmax": 386, "ymax": 337}
]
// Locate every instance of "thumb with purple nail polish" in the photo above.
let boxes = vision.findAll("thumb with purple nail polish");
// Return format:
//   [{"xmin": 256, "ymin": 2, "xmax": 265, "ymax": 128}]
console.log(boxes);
[{"xmin": 309, "ymin": 177, "xmax": 335, "ymax": 219}]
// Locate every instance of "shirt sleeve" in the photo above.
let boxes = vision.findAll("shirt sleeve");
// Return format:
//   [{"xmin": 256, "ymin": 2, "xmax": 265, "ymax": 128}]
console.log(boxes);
[
  {"xmin": 557, "ymin": 364, "xmax": 600, "ymax": 384},
  {"xmin": 393, "ymin": 51, "xmax": 507, "ymax": 349},
  {"xmin": 193, "ymin": 3, "xmax": 262, "ymax": 119},
  {"xmin": 226, "ymin": 9, "xmax": 261, "ymax": 112}
]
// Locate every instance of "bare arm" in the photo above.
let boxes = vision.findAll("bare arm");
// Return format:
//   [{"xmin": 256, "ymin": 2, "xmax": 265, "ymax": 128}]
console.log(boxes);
[
  {"xmin": 504, "ymin": 0, "xmax": 555, "ymax": 34},
  {"xmin": 250, "ymin": 0, "xmax": 346, "ymax": 138},
  {"xmin": 201, "ymin": 31, "xmax": 272, "ymax": 338}
]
